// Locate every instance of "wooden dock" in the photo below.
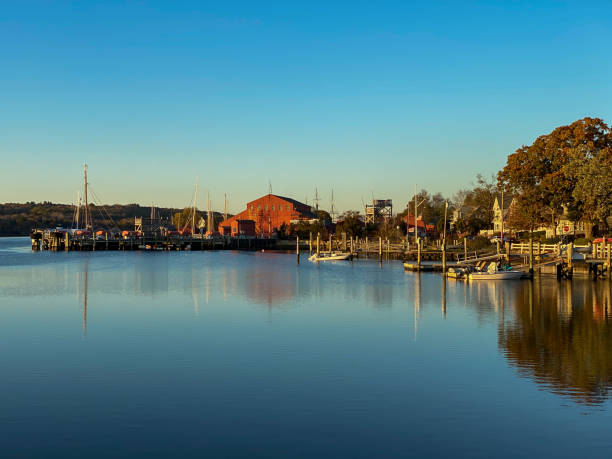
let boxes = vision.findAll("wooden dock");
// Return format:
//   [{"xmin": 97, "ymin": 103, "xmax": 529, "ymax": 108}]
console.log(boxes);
[{"xmin": 30, "ymin": 229, "xmax": 277, "ymax": 252}]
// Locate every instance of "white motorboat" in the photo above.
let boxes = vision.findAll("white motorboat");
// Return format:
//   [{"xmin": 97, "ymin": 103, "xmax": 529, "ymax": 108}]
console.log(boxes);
[
  {"xmin": 469, "ymin": 262, "xmax": 524, "ymax": 280},
  {"xmin": 309, "ymin": 252, "xmax": 353, "ymax": 262}
]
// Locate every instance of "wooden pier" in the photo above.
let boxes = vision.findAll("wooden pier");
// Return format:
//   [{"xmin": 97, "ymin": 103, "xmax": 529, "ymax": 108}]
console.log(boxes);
[{"xmin": 30, "ymin": 229, "xmax": 277, "ymax": 252}]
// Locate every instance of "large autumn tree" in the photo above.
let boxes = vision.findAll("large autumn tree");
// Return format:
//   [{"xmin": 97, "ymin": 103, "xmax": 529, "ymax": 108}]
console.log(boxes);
[{"xmin": 498, "ymin": 117, "xmax": 611, "ymax": 236}]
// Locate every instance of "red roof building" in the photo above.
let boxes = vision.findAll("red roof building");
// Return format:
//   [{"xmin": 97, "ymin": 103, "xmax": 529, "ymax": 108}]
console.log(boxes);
[
  {"xmin": 403, "ymin": 214, "xmax": 435, "ymax": 237},
  {"xmin": 218, "ymin": 194, "xmax": 315, "ymax": 237}
]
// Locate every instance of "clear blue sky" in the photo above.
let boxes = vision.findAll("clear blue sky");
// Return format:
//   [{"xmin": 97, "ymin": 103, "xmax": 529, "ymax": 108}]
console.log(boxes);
[{"xmin": 1, "ymin": 1, "xmax": 611, "ymax": 213}]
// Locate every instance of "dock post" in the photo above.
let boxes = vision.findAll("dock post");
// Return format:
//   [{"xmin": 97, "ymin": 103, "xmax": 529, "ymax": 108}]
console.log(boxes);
[
  {"xmin": 529, "ymin": 236, "xmax": 534, "ymax": 276},
  {"xmin": 350, "ymin": 236, "xmax": 354, "ymax": 254},
  {"xmin": 464, "ymin": 237, "xmax": 467, "ymax": 261},
  {"xmin": 505, "ymin": 241, "xmax": 510, "ymax": 261},
  {"xmin": 496, "ymin": 239, "xmax": 500, "ymax": 255},
  {"xmin": 309, "ymin": 232, "xmax": 312, "ymax": 255},
  {"xmin": 378, "ymin": 237, "xmax": 382, "ymax": 261},
  {"xmin": 316, "ymin": 233, "xmax": 320, "ymax": 257},
  {"xmin": 386, "ymin": 238, "xmax": 390, "ymax": 260},
  {"xmin": 65, "ymin": 232, "xmax": 69, "ymax": 252},
  {"xmin": 329, "ymin": 234, "xmax": 333, "ymax": 253},
  {"xmin": 607, "ymin": 240, "xmax": 611, "ymax": 277},
  {"xmin": 342, "ymin": 232, "xmax": 347, "ymax": 251},
  {"xmin": 296, "ymin": 236, "xmax": 300, "ymax": 264}
]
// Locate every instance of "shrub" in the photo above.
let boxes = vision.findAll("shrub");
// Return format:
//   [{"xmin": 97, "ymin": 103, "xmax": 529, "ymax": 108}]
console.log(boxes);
[{"xmin": 467, "ymin": 236, "xmax": 493, "ymax": 251}]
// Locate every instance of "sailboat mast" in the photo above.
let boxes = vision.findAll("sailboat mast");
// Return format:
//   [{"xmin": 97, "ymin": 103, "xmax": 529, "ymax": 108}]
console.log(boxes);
[
  {"xmin": 192, "ymin": 179, "xmax": 198, "ymax": 234},
  {"xmin": 207, "ymin": 192, "xmax": 212, "ymax": 234},
  {"xmin": 224, "ymin": 193, "xmax": 227, "ymax": 221},
  {"xmin": 75, "ymin": 191, "xmax": 81, "ymax": 230},
  {"xmin": 84, "ymin": 164, "xmax": 91, "ymax": 232}
]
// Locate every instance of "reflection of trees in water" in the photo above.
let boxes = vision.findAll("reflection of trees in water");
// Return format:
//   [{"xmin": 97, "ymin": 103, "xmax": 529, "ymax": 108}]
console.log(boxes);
[{"xmin": 499, "ymin": 281, "xmax": 612, "ymax": 405}]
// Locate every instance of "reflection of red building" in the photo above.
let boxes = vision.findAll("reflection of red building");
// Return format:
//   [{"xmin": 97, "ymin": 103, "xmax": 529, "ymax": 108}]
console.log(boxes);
[{"xmin": 218, "ymin": 194, "xmax": 315, "ymax": 237}]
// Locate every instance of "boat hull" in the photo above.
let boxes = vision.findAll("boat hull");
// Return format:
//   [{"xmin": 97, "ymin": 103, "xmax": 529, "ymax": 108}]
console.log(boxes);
[
  {"xmin": 309, "ymin": 253, "xmax": 352, "ymax": 262},
  {"xmin": 469, "ymin": 271, "xmax": 524, "ymax": 280}
]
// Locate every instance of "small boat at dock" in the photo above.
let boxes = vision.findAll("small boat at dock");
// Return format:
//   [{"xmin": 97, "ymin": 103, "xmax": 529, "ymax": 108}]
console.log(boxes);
[
  {"xmin": 309, "ymin": 252, "xmax": 353, "ymax": 262},
  {"xmin": 468, "ymin": 262, "xmax": 524, "ymax": 280}
]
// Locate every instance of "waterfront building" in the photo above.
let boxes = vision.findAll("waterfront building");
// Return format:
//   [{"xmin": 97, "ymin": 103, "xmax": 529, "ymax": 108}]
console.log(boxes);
[
  {"xmin": 403, "ymin": 214, "xmax": 434, "ymax": 238},
  {"xmin": 218, "ymin": 194, "xmax": 315, "ymax": 237}
]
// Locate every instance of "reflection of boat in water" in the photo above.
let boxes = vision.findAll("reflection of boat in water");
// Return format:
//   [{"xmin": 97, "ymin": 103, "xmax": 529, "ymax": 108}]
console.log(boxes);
[
  {"xmin": 469, "ymin": 262, "xmax": 524, "ymax": 280},
  {"xmin": 309, "ymin": 252, "xmax": 353, "ymax": 262}
]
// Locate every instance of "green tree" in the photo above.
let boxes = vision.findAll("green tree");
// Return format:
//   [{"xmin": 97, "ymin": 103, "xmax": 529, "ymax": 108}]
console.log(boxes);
[
  {"xmin": 572, "ymin": 151, "xmax": 612, "ymax": 233},
  {"xmin": 336, "ymin": 211, "xmax": 364, "ymax": 238},
  {"xmin": 499, "ymin": 117, "xmax": 611, "ymax": 235}
]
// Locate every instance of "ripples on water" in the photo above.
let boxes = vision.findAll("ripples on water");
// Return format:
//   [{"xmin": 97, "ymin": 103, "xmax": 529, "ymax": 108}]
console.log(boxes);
[{"xmin": 1, "ymin": 237, "xmax": 612, "ymax": 458}]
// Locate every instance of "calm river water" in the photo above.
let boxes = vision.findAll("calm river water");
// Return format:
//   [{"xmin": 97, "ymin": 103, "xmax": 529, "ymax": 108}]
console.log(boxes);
[{"xmin": 1, "ymin": 237, "xmax": 612, "ymax": 458}]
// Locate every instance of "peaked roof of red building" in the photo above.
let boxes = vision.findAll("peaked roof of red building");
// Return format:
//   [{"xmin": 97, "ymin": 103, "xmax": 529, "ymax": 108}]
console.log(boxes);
[{"xmin": 247, "ymin": 193, "xmax": 309, "ymax": 208}]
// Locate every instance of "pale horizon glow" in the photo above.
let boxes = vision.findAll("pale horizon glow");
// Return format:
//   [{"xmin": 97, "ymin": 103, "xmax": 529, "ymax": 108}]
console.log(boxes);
[{"xmin": 1, "ymin": 1, "xmax": 611, "ymax": 214}]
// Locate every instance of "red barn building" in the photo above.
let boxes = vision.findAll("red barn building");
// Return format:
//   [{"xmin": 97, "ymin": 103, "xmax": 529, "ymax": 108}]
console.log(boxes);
[{"xmin": 218, "ymin": 194, "xmax": 315, "ymax": 237}]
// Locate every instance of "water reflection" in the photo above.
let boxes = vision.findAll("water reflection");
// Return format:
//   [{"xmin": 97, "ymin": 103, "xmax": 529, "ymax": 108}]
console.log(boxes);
[
  {"xmin": 3, "ymin": 237, "xmax": 612, "ymax": 410},
  {"xmin": 82, "ymin": 259, "xmax": 88, "ymax": 338},
  {"xmin": 499, "ymin": 280, "xmax": 612, "ymax": 405}
]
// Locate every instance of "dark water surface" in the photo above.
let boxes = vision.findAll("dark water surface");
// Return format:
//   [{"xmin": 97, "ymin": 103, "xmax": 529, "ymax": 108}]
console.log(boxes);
[{"xmin": 1, "ymin": 237, "xmax": 612, "ymax": 458}]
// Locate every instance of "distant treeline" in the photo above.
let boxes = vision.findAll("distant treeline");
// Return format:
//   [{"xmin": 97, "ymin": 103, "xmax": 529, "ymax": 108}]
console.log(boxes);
[{"xmin": 0, "ymin": 202, "xmax": 182, "ymax": 236}]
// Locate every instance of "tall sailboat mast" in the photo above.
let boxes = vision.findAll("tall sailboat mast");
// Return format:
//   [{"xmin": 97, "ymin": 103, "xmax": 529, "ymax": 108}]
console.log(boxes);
[
  {"xmin": 192, "ymin": 179, "xmax": 198, "ymax": 234},
  {"xmin": 75, "ymin": 191, "xmax": 81, "ymax": 230},
  {"xmin": 224, "ymin": 193, "xmax": 228, "ymax": 221},
  {"xmin": 207, "ymin": 192, "xmax": 212, "ymax": 234},
  {"xmin": 83, "ymin": 164, "xmax": 92, "ymax": 232}
]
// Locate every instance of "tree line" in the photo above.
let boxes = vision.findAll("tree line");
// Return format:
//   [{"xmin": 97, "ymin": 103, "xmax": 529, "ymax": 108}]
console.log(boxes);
[{"xmin": 2, "ymin": 117, "xmax": 610, "ymax": 240}]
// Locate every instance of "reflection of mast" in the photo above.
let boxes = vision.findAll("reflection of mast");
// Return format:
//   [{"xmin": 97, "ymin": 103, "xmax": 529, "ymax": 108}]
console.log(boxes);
[
  {"xmin": 205, "ymin": 269, "xmax": 210, "ymax": 304},
  {"xmin": 414, "ymin": 273, "xmax": 421, "ymax": 341},
  {"xmin": 441, "ymin": 277, "xmax": 447, "ymax": 319},
  {"xmin": 82, "ymin": 259, "xmax": 89, "ymax": 339},
  {"xmin": 192, "ymin": 268, "xmax": 199, "ymax": 317}
]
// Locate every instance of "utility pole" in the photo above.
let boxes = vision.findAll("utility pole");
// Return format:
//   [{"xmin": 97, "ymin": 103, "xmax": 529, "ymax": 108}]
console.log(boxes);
[
  {"xmin": 414, "ymin": 184, "xmax": 418, "ymax": 244},
  {"xmin": 442, "ymin": 201, "xmax": 448, "ymax": 244},
  {"xmin": 500, "ymin": 188, "xmax": 504, "ymax": 249},
  {"xmin": 268, "ymin": 181, "xmax": 272, "ymax": 235}
]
